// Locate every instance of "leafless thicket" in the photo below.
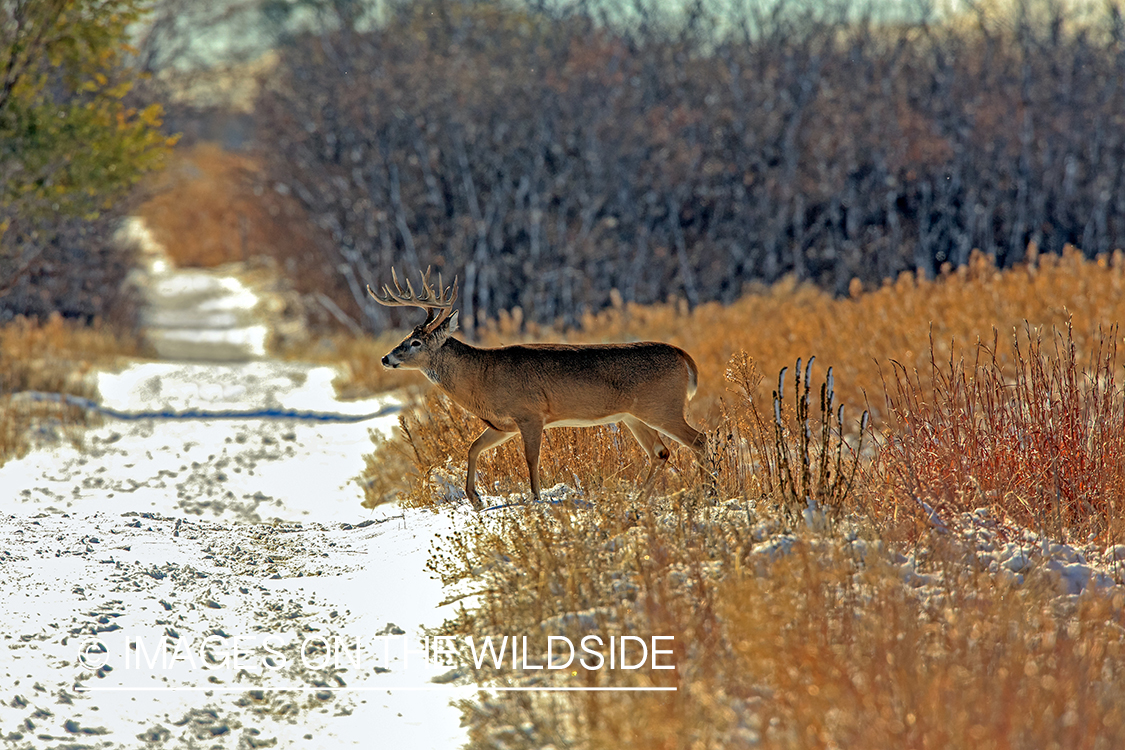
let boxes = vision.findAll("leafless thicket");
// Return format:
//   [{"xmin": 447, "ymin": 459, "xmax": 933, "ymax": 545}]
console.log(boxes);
[{"xmin": 256, "ymin": 0, "xmax": 1125, "ymax": 331}]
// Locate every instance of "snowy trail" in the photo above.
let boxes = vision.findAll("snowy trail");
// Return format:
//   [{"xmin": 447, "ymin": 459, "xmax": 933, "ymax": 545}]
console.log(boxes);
[
  {"xmin": 1, "ymin": 362, "xmax": 402, "ymax": 525},
  {"xmin": 0, "ymin": 223, "xmax": 475, "ymax": 748},
  {"xmin": 0, "ymin": 360, "xmax": 476, "ymax": 749}
]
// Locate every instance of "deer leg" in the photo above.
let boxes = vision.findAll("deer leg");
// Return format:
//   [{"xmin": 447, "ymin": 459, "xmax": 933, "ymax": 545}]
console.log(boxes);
[
  {"xmin": 516, "ymin": 417, "xmax": 545, "ymax": 502},
  {"xmin": 648, "ymin": 415, "xmax": 706, "ymax": 459},
  {"xmin": 623, "ymin": 416, "xmax": 670, "ymax": 490},
  {"xmin": 622, "ymin": 416, "xmax": 670, "ymax": 462},
  {"xmin": 639, "ymin": 412, "xmax": 715, "ymax": 494},
  {"xmin": 662, "ymin": 417, "xmax": 717, "ymax": 498},
  {"xmin": 466, "ymin": 427, "xmax": 517, "ymax": 510}
]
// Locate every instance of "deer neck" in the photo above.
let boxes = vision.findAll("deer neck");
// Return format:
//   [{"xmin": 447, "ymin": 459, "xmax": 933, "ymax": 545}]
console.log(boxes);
[{"xmin": 427, "ymin": 337, "xmax": 483, "ymax": 398}]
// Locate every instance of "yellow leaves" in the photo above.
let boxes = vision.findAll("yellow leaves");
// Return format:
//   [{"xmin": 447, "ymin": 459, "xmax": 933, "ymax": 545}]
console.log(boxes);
[
  {"xmin": 0, "ymin": 1, "xmax": 174, "ymax": 224},
  {"xmin": 138, "ymin": 103, "xmax": 164, "ymax": 128},
  {"xmin": 106, "ymin": 80, "xmax": 132, "ymax": 99},
  {"xmin": 81, "ymin": 76, "xmax": 132, "ymax": 100},
  {"xmin": 95, "ymin": 46, "xmax": 116, "ymax": 66}
]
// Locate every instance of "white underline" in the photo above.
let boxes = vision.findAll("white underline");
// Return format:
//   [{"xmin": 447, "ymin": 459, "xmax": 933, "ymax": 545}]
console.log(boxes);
[{"xmin": 75, "ymin": 685, "xmax": 676, "ymax": 693}]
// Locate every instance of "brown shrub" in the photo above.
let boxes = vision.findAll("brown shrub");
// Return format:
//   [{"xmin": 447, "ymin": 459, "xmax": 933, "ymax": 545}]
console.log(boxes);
[
  {"xmin": 135, "ymin": 142, "xmax": 358, "ymax": 330},
  {"xmin": 0, "ymin": 314, "xmax": 139, "ymax": 466},
  {"xmin": 881, "ymin": 320, "xmax": 1125, "ymax": 546},
  {"xmin": 380, "ymin": 249, "xmax": 1125, "ymax": 748}
]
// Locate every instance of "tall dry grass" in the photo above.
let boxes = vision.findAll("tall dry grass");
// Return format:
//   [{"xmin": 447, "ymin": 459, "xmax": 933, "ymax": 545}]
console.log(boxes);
[
  {"xmin": 0, "ymin": 314, "xmax": 140, "ymax": 466},
  {"xmin": 489, "ymin": 248, "xmax": 1125, "ymax": 425},
  {"xmin": 719, "ymin": 353, "xmax": 867, "ymax": 529},
  {"xmin": 362, "ymin": 249, "xmax": 1125, "ymax": 749},
  {"xmin": 594, "ymin": 544, "xmax": 1125, "ymax": 750}
]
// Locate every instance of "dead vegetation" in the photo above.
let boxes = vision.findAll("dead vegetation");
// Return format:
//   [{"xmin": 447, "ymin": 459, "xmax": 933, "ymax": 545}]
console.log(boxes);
[
  {"xmin": 6, "ymin": 238, "xmax": 1125, "ymax": 748},
  {"xmin": 133, "ymin": 142, "xmax": 360, "ymax": 332},
  {"xmin": 361, "ymin": 249, "xmax": 1125, "ymax": 748},
  {"xmin": 0, "ymin": 314, "xmax": 140, "ymax": 467}
]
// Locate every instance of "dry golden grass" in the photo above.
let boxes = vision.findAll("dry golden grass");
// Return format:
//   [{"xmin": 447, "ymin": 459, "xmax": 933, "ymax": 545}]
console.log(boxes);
[
  {"xmin": 0, "ymin": 314, "xmax": 141, "ymax": 466},
  {"xmin": 364, "ymin": 248, "xmax": 1125, "ymax": 749},
  {"xmin": 721, "ymin": 552, "xmax": 1125, "ymax": 749},
  {"xmin": 597, "ymin": 544, "xmax": 1125, "ymax": 750},
  {"xmin": 496, "ymin": 247, "xmax": 1125, "ymax": 427}
]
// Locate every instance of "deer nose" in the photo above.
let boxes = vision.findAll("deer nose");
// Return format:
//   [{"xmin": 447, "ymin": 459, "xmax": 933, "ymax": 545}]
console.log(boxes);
[{"xmin": 381, "ymin": 355, "xmax": 391, "ymax": 368}]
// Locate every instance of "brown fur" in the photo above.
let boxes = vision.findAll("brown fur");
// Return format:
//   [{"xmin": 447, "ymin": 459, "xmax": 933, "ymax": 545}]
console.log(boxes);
[{"xmin": 382, "ymin": 319, "xmax": 705, "ymax": 509}]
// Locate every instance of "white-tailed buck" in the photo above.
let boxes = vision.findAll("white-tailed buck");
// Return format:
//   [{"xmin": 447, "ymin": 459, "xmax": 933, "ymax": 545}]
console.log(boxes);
[{"xmin": 370, "ymin": 269, "xmax": 707, "ymax": 509}]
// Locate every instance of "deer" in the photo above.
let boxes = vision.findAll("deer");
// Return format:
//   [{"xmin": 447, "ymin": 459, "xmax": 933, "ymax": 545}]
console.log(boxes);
[{"xmin": 369, "ymin": 268, "xmax": 707, "ymax": 510}]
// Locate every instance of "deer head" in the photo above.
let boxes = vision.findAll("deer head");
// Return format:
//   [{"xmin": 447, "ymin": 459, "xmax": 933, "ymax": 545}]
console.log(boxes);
[{"xmin": 367, "ymin": 268, "xmax": 459, "ymax": 371}]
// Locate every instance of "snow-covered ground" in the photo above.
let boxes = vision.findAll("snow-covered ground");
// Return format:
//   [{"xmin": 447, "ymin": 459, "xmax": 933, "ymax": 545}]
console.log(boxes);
[
  {"xmin": 0, "ymin": 225, "xmax": 476, "ymax": 748},
  {"xmin": 3, "ymin": 362, "xmax": 402, "ymax": 525},
  {"xmin": 0, "ymin": 359, "xmax": 478, "ymax": 749}
]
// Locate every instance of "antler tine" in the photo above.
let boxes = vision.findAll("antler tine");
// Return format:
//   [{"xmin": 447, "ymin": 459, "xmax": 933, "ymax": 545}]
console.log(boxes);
[
  {"xmin": 416, "ymin": 272, "xmax": 459, "ymax": 333},
  {"xmin": 367, "ymin": 268, "xmax": 408, "ymax": 307},
  {"xmin": 404, "ymin": 275, "xmax": 418, "ymax": 301},
  {"xmin": 368, "ymin": 267, "xmax": 456, "ymax": 310},
  {"xmin": 389, "ymin": 267, "xmax": 411, "ymax": 302},
  {"xmin": 433, "ymin": 272, "xmax": 458, "ymax": 307},
  {"xmin": 423, "ymin": 267, "xmax": 445, "ymax": 304}
]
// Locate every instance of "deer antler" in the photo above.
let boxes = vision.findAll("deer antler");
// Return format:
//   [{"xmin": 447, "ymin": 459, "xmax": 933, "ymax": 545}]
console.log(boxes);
[{"xmin": 367, "ymin": 267, "xmax": 458, "ymax": 332}]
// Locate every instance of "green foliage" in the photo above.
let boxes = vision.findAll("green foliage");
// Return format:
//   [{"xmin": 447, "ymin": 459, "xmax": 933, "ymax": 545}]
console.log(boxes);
[{"xmin": 0, "ymin": 0, "xmax": 174, "ymax": 239}]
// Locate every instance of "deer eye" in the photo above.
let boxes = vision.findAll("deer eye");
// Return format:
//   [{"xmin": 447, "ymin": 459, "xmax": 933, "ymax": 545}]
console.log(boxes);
[{"xmin": 409, "ymin": 339, "xmax": 422, "ymax": 349}]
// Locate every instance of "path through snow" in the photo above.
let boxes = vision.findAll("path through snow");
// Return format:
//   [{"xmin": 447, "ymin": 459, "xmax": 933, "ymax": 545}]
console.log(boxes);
[{"xmin": 0, "ymin": 221, "xmax": 475, "ymax": 748}]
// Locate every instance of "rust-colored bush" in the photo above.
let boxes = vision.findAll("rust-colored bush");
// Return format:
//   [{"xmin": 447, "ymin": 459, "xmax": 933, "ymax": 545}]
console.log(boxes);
[{"xmin": 881, "ymin": 321, "xmax": 1125, "ymax": 545}]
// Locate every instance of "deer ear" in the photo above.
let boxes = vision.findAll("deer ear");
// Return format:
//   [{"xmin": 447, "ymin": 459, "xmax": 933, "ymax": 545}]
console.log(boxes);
[{"xmin": 446, "ymin": 310, "xmax": 459, "ymax": 332}]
